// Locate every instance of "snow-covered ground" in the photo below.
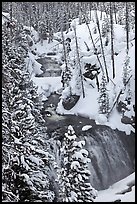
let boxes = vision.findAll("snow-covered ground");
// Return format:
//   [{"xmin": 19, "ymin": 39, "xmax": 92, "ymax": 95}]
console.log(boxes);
[
  {"xmin": 29, "ymin": 10, "xmax": 135, "ymax": 136},
  {"xmin": 95, "ymin": 172, "xmax": 135, "ymax": 202}
]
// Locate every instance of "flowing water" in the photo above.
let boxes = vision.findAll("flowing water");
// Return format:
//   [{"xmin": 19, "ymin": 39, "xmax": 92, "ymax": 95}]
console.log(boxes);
[
  {"xmin": 35, "ymin": 58, "xmax": 135, "ymax": 192},
  {"xmin": 43, "ymin": 94, "xmax": 135, "ymax": 191},
  {"xmin": 36, "ymin": 56, "xmax": 62, "ymax": 77}
]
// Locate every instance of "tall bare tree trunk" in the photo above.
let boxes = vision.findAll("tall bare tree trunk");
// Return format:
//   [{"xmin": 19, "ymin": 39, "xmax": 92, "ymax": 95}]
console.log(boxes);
[
  {"xmin": 61, "ymin": 24, "xmax": 69, "ymax": 88},
  {"xmin": 61, "ymin": 28, "xmax": 68, "ymax": 68},
  {"xmin": 126, "ymin": 2, "xmax": 129, "ymax": 53},
  {"xmin": 89, "ymin": 2, "xmax": 92, "ymax": 21},
  {"xmin": 81, "ymin": 9, "xmax": 117, "ymax": 88},
  {"xmin": 94, "ymin": 6, "xmax": 109, "ymax": 82},
  {"xmin": 113, "ymin": 2, "xmax": 117, "ymax": 24},
  {"xmin": 29, "ymin": 3, "xmax": 32, "ymax": 32},
  {"xmin": 103, "ymin": 3, "xmax": 109, "ymax": 19},
  {"xmin": 78, "ymin": 2, "xmax": 83, "ymax": 25},
  {"xmin": 110, "ymin": 2, "xmax": 115, "ymax": 79},
  {"xmin": 73, "ymin": 24, "xmax": 85, "ymax": 98},
  {"xmin": 108, "ymin": 75, "xmax": 132, "ymax": 117}
]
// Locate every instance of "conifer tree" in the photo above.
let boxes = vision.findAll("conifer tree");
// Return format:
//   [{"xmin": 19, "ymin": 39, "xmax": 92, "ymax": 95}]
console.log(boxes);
[
  {"xmin": 98, "ymin": 73, "xmax": 110, "ymax": 116},
  {"xmin": 122, "ymin": 54, "xmax": 132, "ymax": 104},
  {"xmin": 2, "ymin": 23, "xmax": 55, "ymax": 202},
  {"xmin": 123, "ymin": 54, "xmax": 131, "ymax": 87},
  {"xmin": 61, "ymin": 24, "xmax": 72, "ymax": 89},
  {"xmin": 59, "ymin": 125, "xmax": 97, "ymax": 202},
  {"xmin": 101, "ymin": 16, "xmax": 110, "ymax": 38}
]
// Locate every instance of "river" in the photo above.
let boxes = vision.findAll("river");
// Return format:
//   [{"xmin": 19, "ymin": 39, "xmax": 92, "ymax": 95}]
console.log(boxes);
[
  {"xmin": 35, "ymin": 57, "xmax": 135, "ymax": 192},
  {"xmin": 41, "ymin": 93, "xmax": 135, "ymax": 191}
]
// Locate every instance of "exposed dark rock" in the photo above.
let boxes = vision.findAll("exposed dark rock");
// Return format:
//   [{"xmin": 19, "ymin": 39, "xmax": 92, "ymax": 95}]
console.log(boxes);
[
  {"xmin": 114, "ymin": 199, "xmax": 121, "ymax": 202},
  {"xmin": 47, "ymin": 52, "xmax": 56, "ymax": 56},
  {"xmin": 62, "ymin": 95, "xmax": 80, "ymax": 110},
  {"xmin": 83, "ymin": 63, "xmax": 100, "ymax": 80},
  {"xmin": 115, "ymin": 52, "xmax": 119, "ymax": 56},
  {"xmin": 121, "ymin": 115, "xmax": 135, "ymax": 128}
]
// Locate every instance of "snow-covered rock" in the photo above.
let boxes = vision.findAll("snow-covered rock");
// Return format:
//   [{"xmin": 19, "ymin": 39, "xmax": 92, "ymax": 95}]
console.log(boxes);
[{"xmin": 82, "ymin": 125, "xmax": 92, "ymax": 131}]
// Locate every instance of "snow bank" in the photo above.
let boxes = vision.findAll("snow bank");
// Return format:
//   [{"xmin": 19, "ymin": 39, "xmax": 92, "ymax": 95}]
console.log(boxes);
[
  {"xmin": 32, "ymin": 76, "xmax": 62, "ymax": 100},
  {"xmin": 95, "ymin": 173, "xmax": 135, "ymax": 202}
]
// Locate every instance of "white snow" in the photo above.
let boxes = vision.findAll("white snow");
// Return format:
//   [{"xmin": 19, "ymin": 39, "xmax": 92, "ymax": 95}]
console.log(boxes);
[
  {"xmin": 69, "ymin": 191, "xmax": 78, "ymax": 202},
  {"xmin": 95, "ymin": 172, "xmax": 135, "ymax": 202},
  {"xmin": 26, "ymin": 11, "xmax": 134, "ymax": 136},
  {"xmin": 72, "ymin": 151, "xmax": 84, "ymax": 161},
  {"xmin": 73, "ymin": 141, "xmax": 85, "ymax": 148},
  {"xmin": 27, "ymin": 155, "xmax": 44, "ymax": 166},
  {"xmin": 65, "ymin": 133, "xmax": 77, "ymax": 141},
  {"xmin": 32, "ymin": 76, "xmax": 62, "ymax": 100},
  {"xmin": 82, "ymin": 125, "xmax": 92, "ymax": 131},
  {"xmin": 71, "ymin": 161, "xmax": 80, "ymax": 170},
  {"xmin": 2, "ymin": 12, "xmax": 10, "ymax": 25}
]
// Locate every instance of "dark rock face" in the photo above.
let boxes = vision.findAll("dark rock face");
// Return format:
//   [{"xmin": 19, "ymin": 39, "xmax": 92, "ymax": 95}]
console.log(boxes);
[{"xmin": 47, "ymin": 52, "xmax": 56, "ymax": 56}]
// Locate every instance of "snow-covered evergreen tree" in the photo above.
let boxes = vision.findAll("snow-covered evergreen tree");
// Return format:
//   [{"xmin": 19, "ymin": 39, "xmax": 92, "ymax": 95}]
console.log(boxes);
[
  {"xmin": 98, "ymin": 73, "xmax": 110, "ymax": 116},
  {"xmin": 59, "ymin": 125, "xmax": 97, "ymax": 202},
  {"xmin": 72, "ymin": 22, "xmax": 85, "ymax": 98},
  {"xmin": 61, "ymin": 26, "xmax": 72, "ymax": 89},
  {"xmin": 2, "ymin": 22, "xmax": 55, "ymax": 202},
  {"xmin": 38, "ymin": 21, "xmax": 48, "ymax": 45},
  {"xmin": 101, "ymin": 16, "xmax": 110, "ymax": 38},
  {"xmin": 123, "ymin": 54, "xmax": 131, "ymax": 87},
  {"xmin": 122, "ymin": 54, "xmax": 132, "ymax": 104}
]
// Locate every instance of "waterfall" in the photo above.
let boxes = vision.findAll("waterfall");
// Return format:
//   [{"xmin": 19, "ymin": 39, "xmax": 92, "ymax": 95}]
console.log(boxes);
[
  {"xmin": 82, "ymin": 125, "xmax": 135, "ymax": 190},
  {"xmin": 42, "ymin": 94, "xmax": 135, "ymax": 191},
  {"xmin": 47, "ymin": 124, "xmax": 135, "ymax": 191}
]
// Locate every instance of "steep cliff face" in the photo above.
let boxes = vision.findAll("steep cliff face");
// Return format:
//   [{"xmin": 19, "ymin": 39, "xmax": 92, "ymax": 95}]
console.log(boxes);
[{"xmin": 47, "ymin": 120, "xmax": 135, "ymax": 192}]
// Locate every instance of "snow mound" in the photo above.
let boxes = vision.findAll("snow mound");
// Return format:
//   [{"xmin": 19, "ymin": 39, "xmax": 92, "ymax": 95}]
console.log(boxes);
[{"xmin": 82, "ymin": 125, "xmax": 92, "ymax": 131}]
